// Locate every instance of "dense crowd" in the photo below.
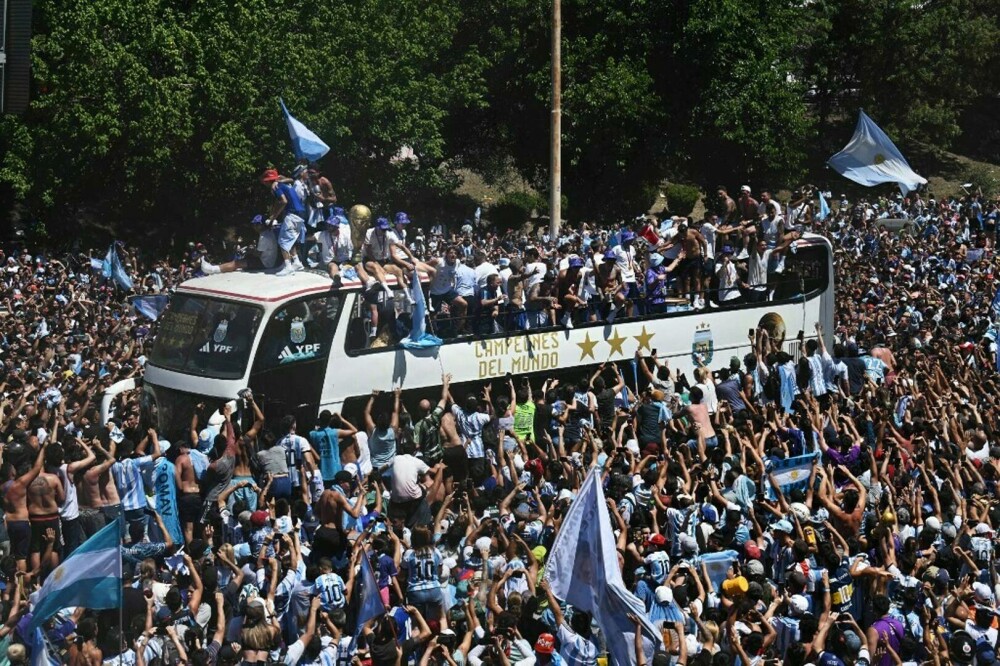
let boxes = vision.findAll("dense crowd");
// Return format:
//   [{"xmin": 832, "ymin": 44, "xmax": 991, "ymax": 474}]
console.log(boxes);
[{"xmin": 2, "ymin": 170, "xmax": 1000, "ymax": 666}]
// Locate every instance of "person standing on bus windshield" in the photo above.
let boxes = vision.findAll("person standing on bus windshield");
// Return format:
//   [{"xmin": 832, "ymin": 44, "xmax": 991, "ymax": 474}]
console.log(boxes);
[
  {"xmin": 365, "ymin": 388, "xmax": 401, "ymax": 480},
  {"xmin": 261, "ymin": 168, "xmax": 307, "ymax": 276}
]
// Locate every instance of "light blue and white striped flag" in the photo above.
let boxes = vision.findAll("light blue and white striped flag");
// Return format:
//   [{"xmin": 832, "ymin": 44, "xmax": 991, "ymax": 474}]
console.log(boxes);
[
  {"xmin": 546, "ymin": 468, "xmax": 661, "ymax": 666},
  {"xmin": 280, "ymin": 98, "xmax": 330, "ymax": 162},
  {"xmin": 765, "ymin": 452, "xmax": 818, "ymax": 501},
  {"xmin": 696, "ymin": 550, "xmax": 740, "ymax": 592},
  {"xmin": 401, "ymin": 269, "xmax": 442, "ymax": 350},
  {"xmin": 27, "ymin": 519, "xmax": 122, "ymax": 633},
  {"xmin": 828, "ymin": 110, "xmax": 927, "ymax": 195}
]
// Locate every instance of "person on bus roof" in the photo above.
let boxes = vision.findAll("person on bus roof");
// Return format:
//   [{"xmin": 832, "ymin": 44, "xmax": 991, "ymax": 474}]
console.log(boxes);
[
  {"xmin": 317, "ymin": 208, "xmax": 354, "ymax": 289},
  {"xmin": 361, "ymin": 217, "xmax": 407, "ymax": 295},
  {"xmin": 260, "ymin": 168, "xmax": 308, "ymax": 277}
]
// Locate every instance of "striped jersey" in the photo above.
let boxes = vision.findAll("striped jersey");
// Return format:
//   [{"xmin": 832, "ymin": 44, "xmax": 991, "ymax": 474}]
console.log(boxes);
[
  {"xmin": 314, "ymin": 572, "xmax": 347, "ymax": 610},
  {"xmin": 403, "ymin": 549, "xmax": 442, "ymax": 592},
  {"xmin": 112, "ymin": 456, "xmax": 155, "ymax": 511}
]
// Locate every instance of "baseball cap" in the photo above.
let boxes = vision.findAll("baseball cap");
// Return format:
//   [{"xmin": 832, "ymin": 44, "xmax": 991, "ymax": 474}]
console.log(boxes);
[
  {"xmin": 535, "ymin": 633, "xmax": 555, "ymax": 654},
  {"xmin": 925, "ymin": 516, "xmax": 942, "ymax": 531},
  {"xmin": 655, "ymin": 586, "xmax": 674, "ymax": 604},
  {"xmin": 771, "ymin": 519, "xmax": 794, "ymax": 533},
  {"xmin": 745, "ymin": 559, "xmax": 765, "ymax": 577},
  {"xmin": 250, "ymin": 510, "xmax": 268, "ymax": 528},
  {"xmin": 647, "ymin": 533, "xmax": 667, "ymax": 547},
  {"xmin": 973, "ymin": 581, "xmax": 994, "ymax": 604},
  {"xmin": 788, "ymin": 594, "xmax": 809, "ymax": 616},
  {"xmin": 842, "ymin": 630, "xmax": 862, "ymax": 655}
]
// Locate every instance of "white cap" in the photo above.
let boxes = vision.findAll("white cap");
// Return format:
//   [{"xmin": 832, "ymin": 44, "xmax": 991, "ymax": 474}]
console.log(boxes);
[
  {"xmin": 974, "ymin": 582, "xmax": 994, "ymax": 604},
  {"xmin": 790, "ymin": 502, "xmax": 810, "ymax": 523},
  {"xmin": 558, "ymin": 488, "xmax": 575, "ymax": 503},
  {"xmin": 741, "ymin": 185, "xmax": 752, "ymax": 193},
  {"xmin": 475, "ymin": 536, "xmax": 492, "ymax": 553},
  {"xmin": 925, "ymin": 517, "xmax": 942, "ymax": 531},
  {"xmin": 746, "ymin": 560, "xmax": 765, "ymax": 577},
  {"xmin": 343, "ymin": 462, "xmax": 359, "ymax": 478},
  {"xmin": 655, "ymin": 586, "xmax": 674, "ymax": 604},
  {"xmin": 788, "ymin": 594, "xmax": 809, "ymax": 616},
  {"xmin": 625, "ymin": 439, "xmax": 640, "ymax": 454}
]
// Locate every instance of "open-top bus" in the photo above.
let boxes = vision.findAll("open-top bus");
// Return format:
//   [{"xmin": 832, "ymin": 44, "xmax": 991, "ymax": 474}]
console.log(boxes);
[{"xmin": 128, "ymin": 234, "xmax": 834, "ymax": 437}]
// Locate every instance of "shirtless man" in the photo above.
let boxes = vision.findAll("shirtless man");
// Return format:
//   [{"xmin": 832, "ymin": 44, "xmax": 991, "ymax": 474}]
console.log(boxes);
[
  {"xmin": 2, "ymin": 440, "xmax": 48, "ymax": 571},
  {"xmin": 28, "ymin": 442, "xmax": 65, "ymax": 573},
  {"xmin": 174, "ymin": 438, "xmax": 201, "ymax": 543},
  {"xmin": 67, "ymin": 616, "xmax": 102, "ymax": 666},
  {"xmin": 662, "ymin": 223, "xmax": 709, "ymax": 309},
  {"xmin": 77, "ymin": 439, "xmax": 116, "ymax": 538}
]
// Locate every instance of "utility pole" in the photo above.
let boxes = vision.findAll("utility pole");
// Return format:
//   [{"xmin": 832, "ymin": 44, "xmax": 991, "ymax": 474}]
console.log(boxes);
[{"xmin": 548, "ymin": 0, "xmax": 561, "ymax": 240}]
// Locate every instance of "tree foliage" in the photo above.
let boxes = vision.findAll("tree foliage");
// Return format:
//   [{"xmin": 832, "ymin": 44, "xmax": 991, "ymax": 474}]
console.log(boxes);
[{"xmin": 0, "ymin": 0, "xmax": 997, "ymax": 238}]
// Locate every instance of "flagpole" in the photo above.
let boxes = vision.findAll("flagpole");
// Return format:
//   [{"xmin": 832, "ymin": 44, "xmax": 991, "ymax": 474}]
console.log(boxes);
[
  {"xmin": 548, "ymin": 0, "xmax": 562, "ymax": 241},
  {"xmin": 119, "ymin": 516, "xmax": 124, "ymax": 666}
]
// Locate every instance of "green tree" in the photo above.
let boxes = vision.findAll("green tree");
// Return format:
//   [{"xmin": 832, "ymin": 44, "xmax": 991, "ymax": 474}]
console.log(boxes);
[{"xmin": 0, "ymin": 0, "xmax": 489, "ymax": 243}]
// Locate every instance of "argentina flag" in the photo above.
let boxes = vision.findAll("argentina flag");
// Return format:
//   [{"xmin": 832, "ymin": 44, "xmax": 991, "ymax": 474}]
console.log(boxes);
[
  {"xmin": 828, "ymin": 110, "xmax": 927, "ymax": 195},
  {"xmin": 697, "ymin": 550, "xmax": 740, "ymax": 592},
  {"xmin": 765, "ymin": 452, "xmax": 819, "ymax": 501},
  {"xmin": 280, "ymin": 98, "xmax": 330, "ymax": 163},
  {"xmin": 401, "ymin": 269, "xmax": 442, "ymax": 350},
  {"xmin": 28, "ymin": 519, "xmax": 122, "ymax": 633}
]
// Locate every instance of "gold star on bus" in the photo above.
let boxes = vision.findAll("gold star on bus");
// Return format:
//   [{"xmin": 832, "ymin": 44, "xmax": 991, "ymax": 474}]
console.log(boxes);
[
  {"xmin": 606, "ymin": 328, "xmax": 627, "ymax": 356},
  {"xmin": 577, "ymin": 332, "xmax": 599, "ymax": 360},
  {"xmin": 633, "ymin": 325, "xmax": 654, "ymax": 352}
]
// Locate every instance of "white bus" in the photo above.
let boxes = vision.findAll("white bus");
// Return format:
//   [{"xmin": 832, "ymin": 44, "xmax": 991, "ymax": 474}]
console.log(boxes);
[{"xmin": 134, "ymin": 234, "xmax": 834, "ymax": 437}]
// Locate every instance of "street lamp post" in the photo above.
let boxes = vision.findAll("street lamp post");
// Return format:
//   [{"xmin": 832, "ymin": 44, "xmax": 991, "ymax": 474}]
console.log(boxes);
[{"xmin": 548, "ymin": 0, "xmax": 561, "ymax": 241}]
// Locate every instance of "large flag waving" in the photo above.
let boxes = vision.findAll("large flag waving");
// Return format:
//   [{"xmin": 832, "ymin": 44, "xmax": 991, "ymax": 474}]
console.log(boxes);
[
  {"xmin": 280, "ymin": 98, "xmax": 330, "ymax": 162},
  {"xmin": 765, "ymin": 452, "xmax": 818, "ymax": 501},
  {"xmin": 102, "ymin": 243, "xmax": 133, "ymax": 291},
  {"xmin": 400, "ymin": 269, "xmax": 442, "ymax": 350},
  {"xmin": 28, "ymin": 519, "xmax": 121, "ymax": 633},
  {"xmin": 546, "ymin": 468, "xmax": 660, "ymax": 666},
  {"xmin": 828, "ymin": 110, "xmax": 927, "ymax": 195}
]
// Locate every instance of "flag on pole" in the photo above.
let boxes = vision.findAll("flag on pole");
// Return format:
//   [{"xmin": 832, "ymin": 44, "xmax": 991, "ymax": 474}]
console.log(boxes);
[
  {"xmin": 546, "ymin": 468, "xmax": 661, "ymax": 666},
  {"xmin": 765, "ymin": 452, "xmax": 818, "ymax": 501},
  {"xmin": 828, "ymin": 110, "xmax": 927, "ymax": 195},
  {"xmin": 355, "ymin": 548, "xmax": 385, "ymax": 632},
  {"xmin": 130, "ymin": 294, "xmax": 170, "ymax": 321},
  {"xmin": 818, "ymin": 191, "xmax": 831, "ymax": 221},
  {"xmin": 280, "ymin": 98, "xmax": 330, "ymax": 162},
  {"xmin": 101, "ymin": 243, "xmax": 133, "ymax": 291},
  {"xmin": 401, "ymin": 269, "xmax": 442, "ymax": 350},
  {"xmin": 27, "ymin": 519, "xmax": 122, "ymax": 633}
]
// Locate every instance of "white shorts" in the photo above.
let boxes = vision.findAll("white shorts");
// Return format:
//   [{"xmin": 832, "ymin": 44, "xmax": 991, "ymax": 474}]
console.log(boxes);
[{"xmin": 278, "ymin": 214, "xmax": 304, "ymax": 252}]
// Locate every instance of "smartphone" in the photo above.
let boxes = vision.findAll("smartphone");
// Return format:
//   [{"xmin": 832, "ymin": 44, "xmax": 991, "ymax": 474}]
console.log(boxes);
[
  {"xmin": 651, "ymin": 348, "xmax": 657, "ymax": 356},
  {"xmin": 797, "ymin": 330, "xmax": 805, "ymax": 340},
  {"xmin": 748, "ymin": 328, "xmax": 755, "ymax": 337}
]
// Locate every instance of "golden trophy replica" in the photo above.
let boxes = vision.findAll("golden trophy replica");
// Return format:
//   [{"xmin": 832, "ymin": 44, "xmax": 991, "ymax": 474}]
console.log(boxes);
[{"xmin": 348, "ymin": 205, "xmax": 372, "ymax": 262}]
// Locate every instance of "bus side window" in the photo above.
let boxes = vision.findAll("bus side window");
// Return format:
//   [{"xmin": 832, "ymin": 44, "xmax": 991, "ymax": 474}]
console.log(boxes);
[
  {"xmin": 345, "ymin": 287, "xmax": 410, "ymax": 352},
  {"xmin": 253, "ymin": 294, "xmax": 340, "ymax": 372}
]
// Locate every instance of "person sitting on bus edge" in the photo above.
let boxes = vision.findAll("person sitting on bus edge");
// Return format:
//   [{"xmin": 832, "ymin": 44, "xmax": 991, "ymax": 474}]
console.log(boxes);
[
  {"xmin": 317, "ymin": 208, "xmax": 354, "ymax": 289},
  {"xmin": 261, "ymin": 168, "xmax": 308, "ymax": 277},
  {"xmin": 386, "ymin": 212, "xmax": 437, "ymax": 302},
  {"xmin": 361, "ymin": 217, "xmax": 407, "ymax": 294},
  {"xmin": 715, "ymin": 245, "xmax": 742, "ymax": 305},
  {"xmin": 556, "ymin": 256, "xmax": 587, "ymax": 329},
  {"xmin": 598, "ymin": 246, "xmax": 626, "ymax": 323},
  {"xmin": 200, "ymin": 215, "xmax": 280, "ymax": 275},
  {"xmin": 428, "ymin": 246, "xmax": 467, "ymax": 337},
  {"xmin": 521, "ymin": 247, "xmax": 557, "ymax": 329}
]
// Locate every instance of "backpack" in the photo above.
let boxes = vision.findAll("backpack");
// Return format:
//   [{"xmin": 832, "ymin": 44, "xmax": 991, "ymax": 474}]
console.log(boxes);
[{"xmin": 764, "ymin": 367, "xmax": 781, "ymax": 401}]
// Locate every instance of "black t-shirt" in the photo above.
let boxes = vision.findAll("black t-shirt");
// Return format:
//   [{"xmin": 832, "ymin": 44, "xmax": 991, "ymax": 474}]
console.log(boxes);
[
  {"xmin": 596, "ymin": 388, "xmax": 616, "ymax": 427},
  {"xmin": 842, "ymin": 357, "xmax": 866, "ymax": 395},
  {"xmin": 534, "ymin": 402, "xmax": 553, "ymax": 445},
  {"xmin": 636, "ymin": 402, "xmax": 662, "ymax": 444}
]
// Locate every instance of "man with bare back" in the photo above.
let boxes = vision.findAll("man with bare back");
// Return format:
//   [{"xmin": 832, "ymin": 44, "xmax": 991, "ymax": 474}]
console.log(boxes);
[
  {"xmin": 77, "ymin": 438, "xmax": 116, "ymax": 538},
  {"xmin": 2, "ymin": 441, "xmax": 48, "ymax": 571},
  {"xmin": 28, "ymin": 442, "xmax": 64, "ymax": 573}
]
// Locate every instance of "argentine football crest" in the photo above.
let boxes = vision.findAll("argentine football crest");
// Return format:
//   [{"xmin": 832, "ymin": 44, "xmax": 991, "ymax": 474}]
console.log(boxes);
[
  {"xmin": 290, "ymin": 318, "xmax": 306, "ymax": 344},
  {"xmin": 692, "ymin": 322, "xmax": 714, "ymax": 365},
  {"xmin": 213, "ymin": 319, "xmax": 229, "ymax": 343}
]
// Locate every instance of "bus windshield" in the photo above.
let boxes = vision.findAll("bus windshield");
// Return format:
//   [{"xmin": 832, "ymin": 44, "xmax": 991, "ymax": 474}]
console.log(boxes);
[{"xmin": 149, "ymin": 294, "xmax": 263, "ymax": 379}]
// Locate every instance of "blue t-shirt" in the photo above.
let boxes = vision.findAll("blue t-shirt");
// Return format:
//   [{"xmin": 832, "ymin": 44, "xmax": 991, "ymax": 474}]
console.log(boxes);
[
  {"xmin": 275, "ymin": 182, "xmax": 307, "ymax": 217},
  {"xmin": 309, "ymin": 427, "xmax": 341, "ymax": 482}
]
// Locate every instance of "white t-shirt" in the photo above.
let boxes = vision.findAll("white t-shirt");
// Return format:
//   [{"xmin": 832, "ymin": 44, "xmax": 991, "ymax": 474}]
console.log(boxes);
[
  {"xmin": 429, "ymin": 257, "xmax": 458, "ymax": 295},
  {"xmin": 363, "ymin": 228, "xmax": 394, "ymax": 261},
  {"xmin": 612, "ymin": 245, "xmax": 637, "ymax": 282},
  {"xmin": 747, "ymin": 249, "xmax": 772, "ymax": 291},
  {"xmin": 700, "ymin": 223, "xmax": 718, "ymax": 259},
  {"xmin": 257, "ymin": 230, "xmax": 279, "ymax": 268},
  {"xmin": 390, "ymin": 454, "xmax": 430, "ymax": 502},
  {"xmin": 717, "ymin": 261, "xmax": 740, "ymax": 301},
  {"xmin": 318, "ymin": 229, "xmax": 353, "ymax": 264},
  {"xmin": 58, "ymin": 463, "xmax": 79, "ymax": 520},
  {"xmin": 523, "ymin": 262, "xmax": 547, "ymax": 290},
  {"xmin": 355, "ymin": 431, "xmax": 373, "ymax": 477},
  {"xmin": 474, "ymin": 262, "xmax": 500, "ymax": 290}
]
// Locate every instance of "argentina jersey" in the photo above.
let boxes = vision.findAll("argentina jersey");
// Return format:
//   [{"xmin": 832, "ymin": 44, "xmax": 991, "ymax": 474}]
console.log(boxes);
[
  {"xmin": 315, "ymin": 572, "xmax": 347, "ymax": 610},
  {"xmin": 405, "ymin": 549, "xmax": 441, "ymax": 592}
]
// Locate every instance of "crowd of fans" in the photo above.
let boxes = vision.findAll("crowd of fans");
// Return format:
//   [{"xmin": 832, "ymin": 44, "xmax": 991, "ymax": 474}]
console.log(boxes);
[{"xmin": 2, "ymin": 171, "xmax": 1000, "ymax": 666}]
